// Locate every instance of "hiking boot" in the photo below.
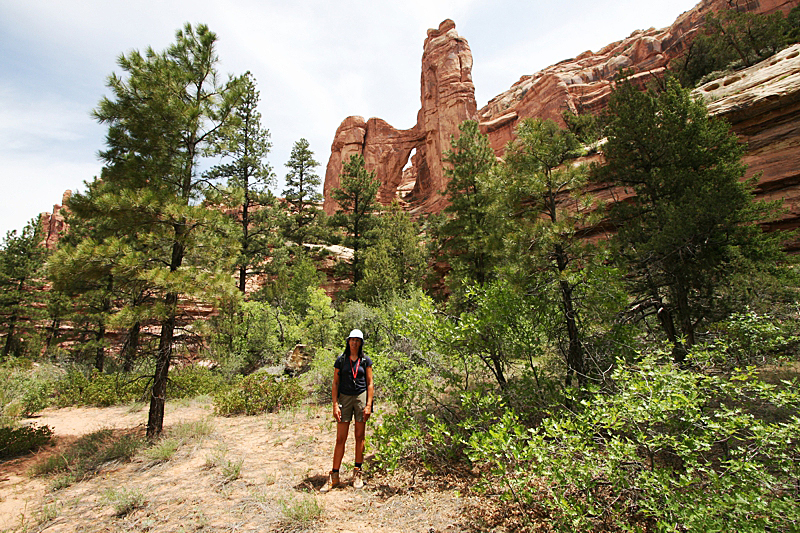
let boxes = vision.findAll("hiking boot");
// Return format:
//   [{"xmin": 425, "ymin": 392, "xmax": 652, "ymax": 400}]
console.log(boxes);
[
  {"xmin": 321, "ymin": 470, "xmax": 339, "ymax": 492},
  {"xmin": 352, "ymin": 467, "xmax": 364, "ymax": 489}
]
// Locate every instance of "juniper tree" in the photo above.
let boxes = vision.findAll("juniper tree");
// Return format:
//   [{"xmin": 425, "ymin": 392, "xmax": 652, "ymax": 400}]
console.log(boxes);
[{"xmin": 599, "ymin": 77, "xmax": 785, "ymax": 362}]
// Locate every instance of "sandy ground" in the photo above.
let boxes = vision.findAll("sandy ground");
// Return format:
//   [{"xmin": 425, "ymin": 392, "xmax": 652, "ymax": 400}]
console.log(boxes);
[{"xmin": 0, "ymin": 401, "xmax": 481, "ymax": 533}]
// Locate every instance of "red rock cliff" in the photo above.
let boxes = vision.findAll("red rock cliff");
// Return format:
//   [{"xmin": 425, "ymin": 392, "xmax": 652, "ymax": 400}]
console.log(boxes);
[
  {"xmin": 323, "ymin": 0, "xmax": 800, "ymax": 220},
  {"xmin": 323, "ymin": 19, "xmax": 477, "ymax": 215}
]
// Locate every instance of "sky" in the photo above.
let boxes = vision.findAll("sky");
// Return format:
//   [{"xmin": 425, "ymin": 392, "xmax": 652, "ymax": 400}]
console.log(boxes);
[{"xmin": 0, "ymin": 0, "xmax": 701, "ymax": 237}]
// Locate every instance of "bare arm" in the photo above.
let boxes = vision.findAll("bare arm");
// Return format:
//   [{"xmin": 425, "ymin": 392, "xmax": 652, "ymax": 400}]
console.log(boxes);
[
  {"xmin": 363, "ymin": 366, "xmax": 374, "ymax": 421},
  {"xmin": 332, "ymin": 367, "xmax": 342, "ymax": 422}
]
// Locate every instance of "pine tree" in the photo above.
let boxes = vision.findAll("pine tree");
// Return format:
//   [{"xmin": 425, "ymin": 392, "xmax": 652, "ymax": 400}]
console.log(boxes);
[
  {"xmin": 331, "ymin": 154, "xmax": 381, "ymax": 286},
  {"xmin": 283, "ymin": 138, "xmax": 323, "ymax": 244},
  {"xmin": 357, "ymin": 202, "xmax": 427, "ymax": 302},
  {"xmin": 51, "ymin": 183, "xmax": 155, "ymax": 372},
  {"xmin": 439, "ymin": 120, "xmax": 497, "ymax": 290},
  {"xmin": 0, "ymin": 218, "xmax": 46, "ymax": 359},
  {"xmin": 500, "ymin": 118, "xmax": 601, "ymax": 385},
  {"xmin": 90, "ymin": 23, "xmax": 243, "ymax": 436},
  {"xmin": 205, "ymin": 72, "xmax": 282, "ymax": 294}
]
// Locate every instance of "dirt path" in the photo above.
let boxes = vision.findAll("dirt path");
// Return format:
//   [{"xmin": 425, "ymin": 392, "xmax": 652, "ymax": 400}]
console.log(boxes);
[{"xmin": 0, "ymin": 401, "xmax": 479, "ymax": 533}]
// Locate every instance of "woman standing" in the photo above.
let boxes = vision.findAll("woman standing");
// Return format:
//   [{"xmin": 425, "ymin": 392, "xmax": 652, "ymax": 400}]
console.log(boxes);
[{"xmin": 321, "ymin": 329, "xmax": 374, "ymax": 491}]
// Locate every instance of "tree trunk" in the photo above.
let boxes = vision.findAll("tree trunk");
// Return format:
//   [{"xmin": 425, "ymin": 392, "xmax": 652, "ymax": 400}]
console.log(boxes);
[
  {"xmin": 645, "ymin": 269, "xmax": 686, "ymax": 364},
  {"xmin": 147, "ymin": 235, "xmax": 184, "ymax": 438},
  {"xmin": 2, "ymin": 279, "xmax": 25, "ymax": 359},
  {"xmin": 239, "ymin": 190, "xmax": 249, "ymax": 294},
  {"xmin": 3, "ymin": 314, "xmax": 17, "ymax": 359},
  {"xmin": 95, "ymin": 321, "xmax": 106, "ymax": 372},
  {"xmin": 95, "ymin": 278, "xmax": 113, "ymax": 372},
  {"xmin": 43, "ymin": 317, "xmax": 60, "ymax": 358},
  {"xmin": 554, "ymin": 244, "xmax": 583, "ymax": 386},
  {"xmin": 490, "ymin": 352, "xmax": 507, "ymax": 388},
  {"xmin": 122, "ymin": 321, "xmax": 141, "ymax": 373},
  {"xmin": 147, "ymin": 294, "xmax": 176, "ymax": 438}
]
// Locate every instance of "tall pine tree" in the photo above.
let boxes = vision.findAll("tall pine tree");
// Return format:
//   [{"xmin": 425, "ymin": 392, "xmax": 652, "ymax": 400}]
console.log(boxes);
[
  {"xmin": 331, "ymin": 154, "xmax": 380, "ymax": 286},
  {"xmin": 283, "ymin": 138, "xmax": 322, "ymax": 244},
  {"xmin": 91, "ymin": 23, "xmax": 243, "ymax": 436},
  {"xmin": 205, "ymin": 72, "xmax": 281, "ymax": 294},
  {"xmin": 439, "ymin": 120, "xmax": 497, "ymax": 290}
]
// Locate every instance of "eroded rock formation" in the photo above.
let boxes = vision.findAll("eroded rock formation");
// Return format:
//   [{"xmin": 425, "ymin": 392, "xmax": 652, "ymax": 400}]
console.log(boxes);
[
  {"xmin": 323, "ymin": 0, "xmax": 800, "ymax": 219},
  {"xmin": 323, "ymin": 19, "xmax": 477, "ymax": 215},
  {"xmin": 40, "ymin": 190, "xmax": 70, "ymax": 249}
]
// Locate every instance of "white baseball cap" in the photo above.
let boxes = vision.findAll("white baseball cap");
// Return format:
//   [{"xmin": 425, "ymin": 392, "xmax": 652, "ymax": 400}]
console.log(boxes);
[{"xmin": 348, "ymin": 329, "xmax": 364, "ymax": 339}]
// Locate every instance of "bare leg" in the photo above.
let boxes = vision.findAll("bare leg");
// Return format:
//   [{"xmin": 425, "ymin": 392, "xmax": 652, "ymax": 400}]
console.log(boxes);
[
  {"xmin": 354, "ymin": 420, "xmax": 366, "ymax": 464},
  {"xmin": 333, "ymin": 421, "xmax": 350, "ymax": 470}
]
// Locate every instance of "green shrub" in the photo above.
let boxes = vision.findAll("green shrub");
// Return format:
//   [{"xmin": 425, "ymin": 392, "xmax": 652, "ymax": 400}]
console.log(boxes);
[
  {"xmin": 51, "ymin": 366, "xmax": 90, "ymax": 407},
  {"xmin": 213, "ymin": 375, "xmax": 304, "ymax": 416},
  {"xmin": 167, "ymin": 365, "xmax": 226, "ymax": 399},
  {"xmin": 0, "ymin": 359, "xmax": 62, "ymax": 418},
  {"xmin": 0, "ymin": 424, "xmax": 53, "ymax": 459},
  {"xmin": 222, "ymin": 457, "xmax": 243, "ymax": 481},
  {"xmin": 103, "ymin": 487, "xmax": 146, "ymax": 516},
  {"xmin": 303, "ymin": 347, "xmax": 338, "ymax": 403},
  {"xmin": 465, "ymin": 355, "xmax": 800, "ymax": 532},
  {"xmin": 168, "ymin": 417, "xmax": 215, "ymax": 439},
  {"xmin": 53, "ymin": 367, "xmax": 149, "ymax": 407},
  {"xmin": 143, "ymin": 437, "xmax": 182, "ymax": 462},
  {"xmin": 81, "ymin": 372, "xmax": 148, "ymax": 406},
  {"xmin": 707, "ymin": 310, "xmax": 800, "ymax": 367},
  {"xmin": 278, "ymin": 492, "xmax": 324, "ymax": 527},
  {"xmin": 207, "ymin": 301, "xmax": 286, "ymax": 376}
]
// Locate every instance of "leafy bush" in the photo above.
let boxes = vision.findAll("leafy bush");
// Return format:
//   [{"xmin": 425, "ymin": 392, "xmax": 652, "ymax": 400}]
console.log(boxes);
[
  {"xmin": 167, "ymin": 365, "xmax": 226, "ymax": 399},
  {"xmin": 706, "ymin": 310, "xmax": 800, "ymax": 367},
  {"xmin": 465, "ymin": 355, "xmax": 800, "ymax": 532},
  {"xmin": 52, "ymin": 366, "xmax": 149, "ymax": 407},
  {"xmin": 50, "ymin": 364, "xmax": 222, "ymax": 409},
  {"xmin": 303, "ymin": 347, "xmax": 339, "ymax": 403},
  {"xmin": 206, "ymin": 301, "xmax": 287, "ymax": 376},
  {"xmin": 0, "ymin": 359, "xmax": 61, "ymax": 418},
  {"xmin": 213, "ymin": 374, "xmax": 303, "ymax": 416},
  {"xmin": 0, "ymin": 424, "xmax": 53, "ymax": 459}
]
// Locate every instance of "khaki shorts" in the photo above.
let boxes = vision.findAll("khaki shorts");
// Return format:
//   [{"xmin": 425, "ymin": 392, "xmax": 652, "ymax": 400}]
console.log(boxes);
[{"xmin": 338, "ymin": 392, "xmax": 367, "ymax": 423}]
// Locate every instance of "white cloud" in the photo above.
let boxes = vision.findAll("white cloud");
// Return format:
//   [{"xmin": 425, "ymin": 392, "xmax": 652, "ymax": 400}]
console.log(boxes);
[{"xmin": 0, "ymin": 0, "xmax": 706, "ymax": 235}]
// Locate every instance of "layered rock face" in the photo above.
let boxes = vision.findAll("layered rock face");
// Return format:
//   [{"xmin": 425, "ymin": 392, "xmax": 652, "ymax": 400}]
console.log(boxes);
[
  {"xmin": 478, "ymin": 0, "xmax": 798, "ymax": 153},
  {"xmin": 699, "ymin": 43, "xmax": 800, "ymax": 247},
  {"xmin": 323, "ymin": 0, "xmax": 800, "ymax": 217},
  {"xmin": 323, "ymin": 19, "xmax": 477, "ymax": 215}
]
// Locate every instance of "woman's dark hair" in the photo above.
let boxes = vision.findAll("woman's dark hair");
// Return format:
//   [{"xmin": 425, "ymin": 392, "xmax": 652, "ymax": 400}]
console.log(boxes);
[{"xmin": 343, "ymin": 337, "xmax": 364, "ymax": 359}]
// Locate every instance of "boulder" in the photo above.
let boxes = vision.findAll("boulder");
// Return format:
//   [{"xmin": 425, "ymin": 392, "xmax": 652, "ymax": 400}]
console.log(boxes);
[{"xmin": 284, "ymin": 344, "xmax": 315, "ymax": 377}]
